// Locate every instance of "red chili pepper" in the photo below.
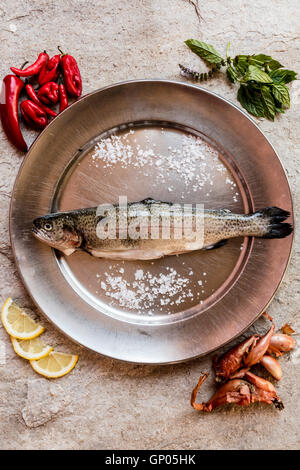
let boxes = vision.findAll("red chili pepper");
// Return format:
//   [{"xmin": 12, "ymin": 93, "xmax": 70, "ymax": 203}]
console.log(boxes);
[
  {"xmin": 10, "ymin": 52, "xmax": 49, "ymax": 78},
  {"xmin": 25, "ymin": 84, "xmax": 57, "ymax": 117},
  {"xmin": 59, "ymin": 83, "xmax": 68, "ymax": 112},
  {"xmin": 20, "ymin": 100, "xmax": 48, "ymax": 130},
  {"xmin": 59, "ymin": 48, "xmax": 82, "ymax": 98},
  {"xmin": 38, "ymin": 54, "xmax": 61, "ymax": 85},
  {"xmin": 37, "ymin": 82, "xmax": 59, "ymax": 105},
  {"xmin": 0, "ymin": 75, "xmax": 27, "ymax": 152}
]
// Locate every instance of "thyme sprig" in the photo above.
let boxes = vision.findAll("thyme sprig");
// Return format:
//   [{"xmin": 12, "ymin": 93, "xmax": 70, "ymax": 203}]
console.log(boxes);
[{"xmin": 180, "ymin": 40, "xmax": 297, "ymax": 120}]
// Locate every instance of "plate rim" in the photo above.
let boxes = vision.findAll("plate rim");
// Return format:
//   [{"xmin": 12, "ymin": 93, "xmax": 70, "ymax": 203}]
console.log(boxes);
[{"xmin": 9, "ymin": 79, "xmax": 294, "ymax": 364}]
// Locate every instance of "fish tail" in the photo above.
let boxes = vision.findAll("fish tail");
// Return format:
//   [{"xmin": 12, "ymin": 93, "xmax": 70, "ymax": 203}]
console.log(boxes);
[{"xmin": 253, "ymin": 207, "xmax": 293, "ymax": 239}]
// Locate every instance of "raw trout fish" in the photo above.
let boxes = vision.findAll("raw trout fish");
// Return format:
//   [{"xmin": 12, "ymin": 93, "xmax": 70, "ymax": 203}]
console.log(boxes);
[{"xmin": 32, "ymin": 198, "xmax": 292, "ymax": 260}]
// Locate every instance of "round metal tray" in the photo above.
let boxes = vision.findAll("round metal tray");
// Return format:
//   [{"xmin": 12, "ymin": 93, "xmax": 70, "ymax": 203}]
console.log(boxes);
[{"xmin": 10, "ymin": 80, "xmax": 293, "ymax": 363}]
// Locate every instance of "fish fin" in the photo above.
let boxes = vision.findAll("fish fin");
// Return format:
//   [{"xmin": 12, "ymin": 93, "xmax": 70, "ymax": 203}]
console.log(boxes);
[
  {"xmin": 262, "ymin": 223, "xmax": 293, "ymax": 239},
  {"xmin": 204, "ymin": 239, "xmax": 227, "ymax": 250},
  {"xmin": 254, "ymin": 207, "xmax": 293, "ymax": 239},
  {"xmin": 62, "ymin": 248, "xmax": 76, "ymax": 256},
  {"xmin": 79, "ymin": 247, "xmax": 95, "ymax": 257},
  {"xmin": 255, "ymin": 207, "xmax": 290, "ymax": 223},
  {"xmin": 218, "ymin": 208, "xmax": 232, "ymax": 214},
  {"xmin": 138, "ymin": 197, "xmax": 162, "ymax": 204}
]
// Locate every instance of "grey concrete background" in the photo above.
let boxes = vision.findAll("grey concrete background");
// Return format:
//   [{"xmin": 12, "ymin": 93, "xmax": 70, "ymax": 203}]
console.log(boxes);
[{"xmin": 0, "ymin": 0, "xmax": 299, "ymax": 450}]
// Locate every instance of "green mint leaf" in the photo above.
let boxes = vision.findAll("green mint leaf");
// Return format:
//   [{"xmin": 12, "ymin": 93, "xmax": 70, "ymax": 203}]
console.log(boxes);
[
  {"xmin": 233, "ymin": 55, "xmax": 249, "ymax": 75},
  {"xmin": 248, "ymin": 54, "xmax": 272, "ymax": 67},
  {"xmin": 237, "ymin": 85, "xmax": 265, "ymax": 117},
  {"xmin": 226, "ymin": 66, "xmax": 238, "ymax": 83},
  {"xmin": 269, "ymin": 69, "xmax": 298, "ymax": 84},
  {"xmin": 271, "ymin": 83, "xmax": 290, "ymax": 107},
  {"xmin": 233, "ymin": 55, "xmax": 282, "ymax": 76},
  {"xmin": 244, "ymin": 65, "xmax": 273, "ymax": 83},
  {"xmin": 275, "ymin": 106, "xmax": 285, "ymax": 114},
  {"xmin": 261, "ymin": 86, "xmax": 275, "ymax": 120},
  {"xmin": 185, "ymin": 39, "xmax": 223, "ymax": 64},
  {"xmin": 249, "ymin": 55, "xmax": 282, "ymax": 70},
  {"xmin": 267, "ymin": 59, "xmax": 283, "ymax": 70},
  {"xmin": 251, "ymin": 54, "xmax": 272, "ymax": 61}
]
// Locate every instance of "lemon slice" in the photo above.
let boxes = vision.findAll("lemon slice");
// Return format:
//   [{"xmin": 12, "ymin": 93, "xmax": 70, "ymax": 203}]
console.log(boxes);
[
  {"xmin": 30, "ymin": 351, "xmax": 78, "ymax": 378},
  {"xmin": 1, "ymin": 298, "xmax": 45, "ymax": 340},
  {"xmin": 11, "ymin": 336, "xmax": 53, "ymax": 360}
]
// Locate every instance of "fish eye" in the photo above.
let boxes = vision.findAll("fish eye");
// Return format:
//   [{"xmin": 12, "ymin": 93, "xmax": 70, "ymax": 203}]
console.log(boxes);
[{"xmin": 44, "ymin": 222, "xmax": 52, "ymax": 231}]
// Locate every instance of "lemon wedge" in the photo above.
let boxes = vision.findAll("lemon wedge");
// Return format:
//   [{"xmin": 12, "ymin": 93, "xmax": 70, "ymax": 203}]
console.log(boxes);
[
  {"xmin": 30, "ymin": 351, "xmax": 78, "ymax": 378},
  {"xmin": 1, "ymin": 298, "xmax": 45, "ymax": 340},
  {"xmin": 11, "ymin": 336, "xmax": 53, "ymax": 361}
]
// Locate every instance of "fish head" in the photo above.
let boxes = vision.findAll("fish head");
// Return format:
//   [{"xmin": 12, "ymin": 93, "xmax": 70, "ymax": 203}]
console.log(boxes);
[{"xmin": 32, "ymin": 213, "xmax": 82, "ymax": 255}]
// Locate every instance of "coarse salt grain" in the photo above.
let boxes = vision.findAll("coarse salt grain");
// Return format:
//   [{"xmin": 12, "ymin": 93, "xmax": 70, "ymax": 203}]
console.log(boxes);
[
  {"xmin": 91, "ymin": 132, "xmax": 230, "ymax": 194},
  {"xmin": 97, "ymin": 267, "xmax": 194, "ymax": 311}
]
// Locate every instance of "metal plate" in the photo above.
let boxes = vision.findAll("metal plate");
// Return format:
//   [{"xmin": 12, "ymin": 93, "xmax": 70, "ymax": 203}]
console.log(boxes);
[{"xmin": 10, "ymin": 80, "xmax": 293, "ymax": 363}]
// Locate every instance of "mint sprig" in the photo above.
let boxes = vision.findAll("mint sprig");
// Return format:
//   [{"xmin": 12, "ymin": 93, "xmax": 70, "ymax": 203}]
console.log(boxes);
[
  {"xmin": 243, "ymin": 65, "xmax": 273, "ymax": 84},
  {"xmin": 180, "ymin": 40, "xmax": 298, "ymax": 121},
  {"xmin": 184, "ymin": 39, "xmax": 225, "ymax": 65},
  {"xmin": 269, "ymin": 69, "xmax": 297, "ymax": 84}
]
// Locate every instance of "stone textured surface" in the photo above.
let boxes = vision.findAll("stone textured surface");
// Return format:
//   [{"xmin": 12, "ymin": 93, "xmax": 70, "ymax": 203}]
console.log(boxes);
[{"xmin": 0, "ymin": 0, "xmax": 299, "ymax": 450}]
